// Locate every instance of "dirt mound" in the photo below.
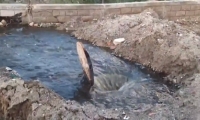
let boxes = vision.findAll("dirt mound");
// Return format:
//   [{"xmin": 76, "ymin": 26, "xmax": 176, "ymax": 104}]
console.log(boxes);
[
  {"xmin": 175, "ymin": 19, "xmax": 200, "ymax": 36},
  {"xmin": 72, "ymin": 8, "xmax": 200, "ymax": 85},
  {"xmin": 0, "ymin": 67, "xmax": 125, "ymax": 120},
  {"xmin": 0, "ymin": 67, "xmax": 197, "ymax": 120}
]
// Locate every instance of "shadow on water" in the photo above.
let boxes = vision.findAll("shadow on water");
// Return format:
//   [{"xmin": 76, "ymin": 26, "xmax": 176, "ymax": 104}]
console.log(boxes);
[{"xmin": 0, "ymin": 27, "xmax": 174, "ymax": 111}]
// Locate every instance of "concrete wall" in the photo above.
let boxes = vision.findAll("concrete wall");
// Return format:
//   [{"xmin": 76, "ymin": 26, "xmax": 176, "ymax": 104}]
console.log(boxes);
[{"xmin": 1, "ymin": 1, "xmax": 200, "ymax": 23}]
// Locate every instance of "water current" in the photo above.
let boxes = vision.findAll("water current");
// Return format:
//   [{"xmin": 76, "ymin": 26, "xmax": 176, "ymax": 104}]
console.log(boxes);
[{"xmin": 0, "ymin": 27, "xmax": 169, "ymax": 111}]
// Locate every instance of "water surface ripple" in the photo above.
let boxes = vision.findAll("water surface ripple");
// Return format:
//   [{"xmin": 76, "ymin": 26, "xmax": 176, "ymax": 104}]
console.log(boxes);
[{"xmin": 0, "ymin": 27, "xmax": 168, "ymax": 110}]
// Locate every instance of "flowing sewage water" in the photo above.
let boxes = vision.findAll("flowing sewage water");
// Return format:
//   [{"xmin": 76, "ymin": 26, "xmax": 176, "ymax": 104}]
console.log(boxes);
[{"xmin": 0, "ymin": 27, "xmax": 170, "ymax": 111}]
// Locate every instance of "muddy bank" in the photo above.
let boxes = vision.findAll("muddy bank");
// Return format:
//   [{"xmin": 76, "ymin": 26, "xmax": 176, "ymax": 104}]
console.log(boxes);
[
  {"xmin": 72, "ymin": 9, "xmax": 200, "ymax": 86},
  {"xmin": 0, "ymin": 13, "xmax": 22, "ymax": 27},
  {"xmin": 70, "ymin": 8, "xmax": 200, "ymax": 119},
  {"xmin": 0, "ymin": 67, "xmax": 126, "ymax": 120},
  {"xmin": 0, "ymin": 61, "xmax": 195, "ymax": 119},
  {"xmin": 0, "ymin": 66, "xmax": 197, "ymax": 120},
  {"xmin": 0, "ymin": 27, "xmax": 196, "ymax": 120}
]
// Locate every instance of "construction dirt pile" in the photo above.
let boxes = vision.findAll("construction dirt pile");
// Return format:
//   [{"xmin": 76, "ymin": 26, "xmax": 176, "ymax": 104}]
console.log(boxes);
[
  {"xmin": 0, "ymin": 67, "xmax": 195, "ymax": 120},
  {"xmin": 72, "ymin": 8, "xmax": 200, "ymax": 119},
  {"xmin": 72, "ymin": 8, "xmax": 200, "ymax": 86},
  {"xmin": 0, "ymin": 67, "xmax": 125, "ymax": 120},
  {"xmin": 175, "ymin": 19, "xmax": 200, "ymax": 36}
]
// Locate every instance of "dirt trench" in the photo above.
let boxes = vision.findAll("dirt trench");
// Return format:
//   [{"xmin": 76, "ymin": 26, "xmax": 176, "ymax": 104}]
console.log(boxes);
[
  {"xmin": 0, "ymin": 66, "xmax": 198, "ymax": 120},
  {"xmin": 0, "ymin": 67, "xmax": 125, "ymax": 120},
  {"xmin": 1, "ymin": 8, "xmax": 200, "ymax": 120}
]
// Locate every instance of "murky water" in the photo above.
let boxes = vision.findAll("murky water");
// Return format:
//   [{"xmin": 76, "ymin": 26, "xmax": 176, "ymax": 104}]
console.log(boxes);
[{"xmin": 0, "ymin": 27, "xmax": 170, "ymax": 111}]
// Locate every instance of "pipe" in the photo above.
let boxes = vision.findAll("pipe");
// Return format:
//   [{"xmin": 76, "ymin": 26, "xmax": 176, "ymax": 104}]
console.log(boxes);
[{"xmin": 76, "ymin": 42, "xmax": 94, "ymax": 93}]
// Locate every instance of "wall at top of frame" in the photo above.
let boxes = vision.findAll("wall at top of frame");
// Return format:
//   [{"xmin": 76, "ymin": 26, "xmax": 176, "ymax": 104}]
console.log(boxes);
[{"xmin": 0, "ymin": 1, "xmax": 200, "ymax": 23}]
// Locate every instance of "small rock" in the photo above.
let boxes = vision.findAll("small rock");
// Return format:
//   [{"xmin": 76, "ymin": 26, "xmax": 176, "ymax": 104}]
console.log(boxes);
[
  {"xmin": 6, "ymin": 67, "xmax": 12, "ymax": 71},
  {"xmin": 122, "ymin": 111, "xmax": 126, "ymax": 115},
  {"xmin": 55, "ymin": 23, "xmax": 61, "ymax": 26},
  {"xmin": 146, "ymin": 12, "xmax": 152, "ymax": 15},
  {"xmin": 81, "ymin": 16, "xmax": 93, "ymax": 22},
  {"xmin": 46, "ymin": 23, "xmax": 51, "ymax": 27},
  {"xmin": 173, "ymin": 79, "xmax": 177, "ymax": 83},
  {"xmin": 40, "ymin": 23, "xmax": 44, "ymax": 27},
  {"xmin": 34, "ymin": 24, "xmax": 38, "ymax": 27},
  {"xmin": 110, "ymin": 46, "xmax": 116, "ymax": 50},
  {"xmin": 29, "ymin": 22, "xmax": 34, "ymax": 27},
  {"xmin": 32, "ymin": 103, "xmax": 39, "ymax": 110},
  {"xmin": 0, "ymin": 22, "xmax": 4, "ymax": 27},
  {"xmin": 1, "ymin": 19, "xmax": 7, "ymax": 26},
  {"xmin": 56, "ymin": 26, "xmax": 65, "ymax": 31},
  {"xmin": 123, "ymin": 115, "xmax": 130, "ymax": 120},
  {"xmin": 157, "ymin": 39, "xmax": 164, "ymax": 44},
  {"xmin": 113, "ymin": 38, "xmax": 125, "ymax": 45}
]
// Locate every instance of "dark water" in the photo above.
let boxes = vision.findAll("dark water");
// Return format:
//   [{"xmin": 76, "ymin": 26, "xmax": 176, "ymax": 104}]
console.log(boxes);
[{"xmin": 0, "ymin": 27, "xmax": 169, "ymax": 110}]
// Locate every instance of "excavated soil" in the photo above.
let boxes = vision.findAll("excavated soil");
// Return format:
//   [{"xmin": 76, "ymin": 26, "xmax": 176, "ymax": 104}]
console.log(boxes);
[
  {"xmin": 175, "ymin": 19, "xmax": 200, "ymax": 36},
  {"xmin": 0, "ymin": 66, "xmax": 197, "ymax": 120},
  {"xmin": 71, "ymin": 8, "xmax": 200, "ymax": 119},
  {"xmin": 72, "ymin": 9, "xmax": 200, "ymax": 86},
  {"xmin": 0, "ymin": 67, "xmax": 126, "ymax": 120}
]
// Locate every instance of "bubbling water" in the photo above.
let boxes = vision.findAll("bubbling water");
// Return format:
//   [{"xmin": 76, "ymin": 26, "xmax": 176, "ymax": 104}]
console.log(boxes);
[{"xmin": 0, "ymin": 27, "xmax": 169, "ymax": 111}]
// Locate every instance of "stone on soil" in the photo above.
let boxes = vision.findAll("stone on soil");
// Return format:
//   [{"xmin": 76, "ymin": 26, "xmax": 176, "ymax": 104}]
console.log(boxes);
[{"xmin": 113, "ymin": 38, "xmax": 125, "ymax": 45}]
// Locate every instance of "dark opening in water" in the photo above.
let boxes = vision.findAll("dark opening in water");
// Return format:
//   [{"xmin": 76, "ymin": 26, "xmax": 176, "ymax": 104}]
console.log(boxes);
[{"xmin": 0, "ymin": 27, "xmax": 170, "ymax": 111}]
